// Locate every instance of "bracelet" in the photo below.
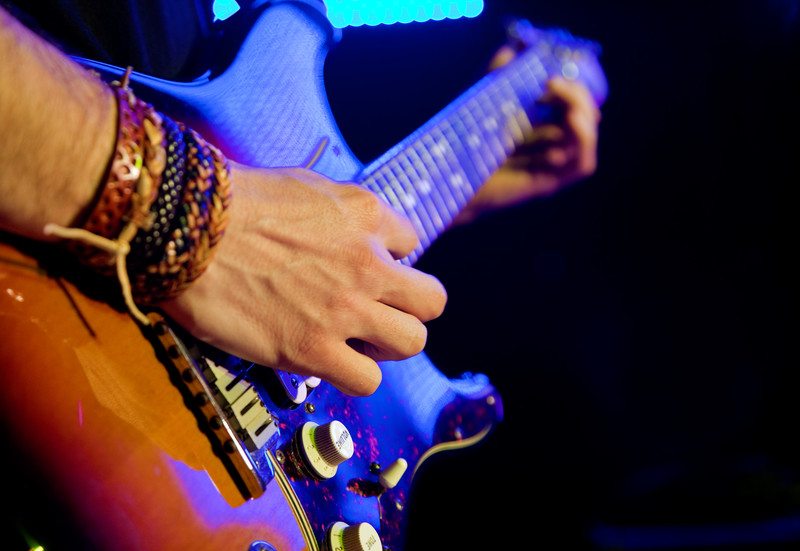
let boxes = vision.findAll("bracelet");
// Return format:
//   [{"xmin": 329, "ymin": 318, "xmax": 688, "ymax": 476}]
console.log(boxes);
[
  {"xmin": 129, "ymin": 114, "xmax": 186, "ymax": 264},
  {"xmin": 68, "ymin": 81, "xmax": 148, "ymax": 271},
  {"xmin": 46, "ymin": 67, "xmax": 231, "ymax": 324},
  {"xmin": 131, "ymin": 127, "xmax": 232, "ymax": 304}
]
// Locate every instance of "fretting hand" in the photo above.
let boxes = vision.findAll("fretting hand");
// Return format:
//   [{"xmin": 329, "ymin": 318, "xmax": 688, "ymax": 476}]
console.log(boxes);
[{"xmin": 457, "ymin": 45, "xmax": 601, "ymax": 223}]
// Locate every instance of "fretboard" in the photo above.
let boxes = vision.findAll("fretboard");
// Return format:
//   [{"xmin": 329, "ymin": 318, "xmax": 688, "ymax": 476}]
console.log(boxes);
[{"xmin": 357, "ymin": 29, "xmax": 606, "ymax": 265}]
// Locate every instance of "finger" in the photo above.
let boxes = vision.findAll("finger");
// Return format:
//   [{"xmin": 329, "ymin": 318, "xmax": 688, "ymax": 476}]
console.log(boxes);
[
  {"xmin": 523, "ymin": 123, "xmax": 566, "ymax": 146},
  {"xmin": 488, "ymin": 44, "xmax": 518, "ymax": 71},
  {"xmin": 354, "ymin": 339, "xmax": 418, "ymax": 363},
  {"xmin": 315, "ymin": 341, "xmax": 383, "ymax": 396},
  {"xmin": 543, "ymin": 77, "xmax": 592, "ymax": 105},
  {"xmin": 350, "ymin": 302, "xmax": 429, "ymax": 361},
  {"xmin": 544, "ymin": 77, "xmax": 601, "ymax": 124},
  {"xmin": 341, "ymin": 184, "xmax": 420, "ymax": 260},
  {"xmin": 564, "ymin": 104, "xmax": 599, "ymax": 176},
  {"xmin": 376, "ymin": 198, "xmax": 421, "ymax": 259},
  {"xmin": 376, "ymin": 261, "xmax": 447, "ymax": 321}
]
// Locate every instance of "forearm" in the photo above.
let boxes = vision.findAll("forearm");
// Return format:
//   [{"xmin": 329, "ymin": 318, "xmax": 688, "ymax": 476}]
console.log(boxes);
[{"xmin": 0, "ymin": 6, "xmax": 116, "ymax": 240}]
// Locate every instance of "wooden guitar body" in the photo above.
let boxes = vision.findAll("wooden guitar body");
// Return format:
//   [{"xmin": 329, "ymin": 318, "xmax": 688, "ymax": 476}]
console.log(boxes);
[{"xmin": 1, "ymin": 241, "xmax": 306, "ymax": 550}]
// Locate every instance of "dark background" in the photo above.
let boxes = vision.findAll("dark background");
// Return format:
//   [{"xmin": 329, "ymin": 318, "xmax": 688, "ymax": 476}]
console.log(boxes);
[{"xmin": 324, "ymin": 0, "xmax": 800, "ymax": 549}]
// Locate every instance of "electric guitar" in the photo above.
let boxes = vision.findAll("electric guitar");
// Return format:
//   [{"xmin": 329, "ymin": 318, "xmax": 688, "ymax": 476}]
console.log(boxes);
[{"xmin": 0, "ymin": 3, "xmax": 607, "ymax": 550}]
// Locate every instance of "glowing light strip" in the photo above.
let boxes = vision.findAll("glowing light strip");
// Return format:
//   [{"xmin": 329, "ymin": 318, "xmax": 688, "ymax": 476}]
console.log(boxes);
[
  {"xmin": 212, "ymin": 0, "xmax": 241, "ymax": 21},
  {"xmin": 324, "ymin": 0, "xmax": 484, "ymax": 28}
]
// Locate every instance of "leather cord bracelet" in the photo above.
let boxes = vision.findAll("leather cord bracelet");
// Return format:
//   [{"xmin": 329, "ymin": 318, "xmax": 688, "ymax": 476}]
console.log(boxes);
[{"xmin": 45, "ymin": 67, "xmax": 231, "ymax": 324}]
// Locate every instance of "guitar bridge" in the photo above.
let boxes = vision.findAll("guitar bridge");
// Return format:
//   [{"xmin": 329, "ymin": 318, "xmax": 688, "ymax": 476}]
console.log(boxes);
[{"xmin": 146, "ymin": 312, "xmax": 279, "ymax": 499}]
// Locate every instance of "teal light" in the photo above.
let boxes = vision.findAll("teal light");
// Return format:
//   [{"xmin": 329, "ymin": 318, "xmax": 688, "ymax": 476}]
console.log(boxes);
[
  {"xmin": 212, "ymin": 0, "xmax": 241, "ymax": 21},
  {"xmin": 324, "ymin": 0, "xmax": 484, "ymax": 28}
]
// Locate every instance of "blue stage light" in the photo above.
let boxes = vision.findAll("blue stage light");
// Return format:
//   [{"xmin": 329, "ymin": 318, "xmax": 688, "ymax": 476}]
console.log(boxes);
[{"xmin": 324, "ymin": 0, "xmax": 484, "ymax": 28}]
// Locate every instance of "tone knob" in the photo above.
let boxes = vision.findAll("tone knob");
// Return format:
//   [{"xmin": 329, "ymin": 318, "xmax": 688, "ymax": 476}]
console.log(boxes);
[
  {"xmin": 298, "ymin": 420, "xmax": 354, "ymax": 479},
  {"xmin": 326, "ymin": 521, "xmax": 382, "ymax": 551}
]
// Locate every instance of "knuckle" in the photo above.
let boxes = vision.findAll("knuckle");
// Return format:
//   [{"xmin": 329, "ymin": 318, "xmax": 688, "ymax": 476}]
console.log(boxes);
[
  {"xmin": 348, "ymin": 242, "xmax": 380, "ymax": 278},
  {"xmin": 330, "ymin": 291, "xmax": 361, "ymax": 320},
  {"xmin": 282, "ymin": 325, "xmax": 325, "ymax": 370},
  {"xmin": 404, "ymin": 322, "xmax": 428, "ymax": 356},
  {"xmin": 421, "ymin": 277, "xmax": 448, "ymax": 320},
  {"xmin": 346, "ymin": 185, "xmax": 383, "ymax": 225}
]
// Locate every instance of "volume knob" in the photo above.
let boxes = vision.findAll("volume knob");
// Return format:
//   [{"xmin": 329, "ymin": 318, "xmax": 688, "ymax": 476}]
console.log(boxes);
[
  {"xmin": 298, "ymin": 420, "xmax": 354, "ymax": 479},
  {"xmin": 326, "ymin": 521, "xmax": 382, "ymax": 551}
]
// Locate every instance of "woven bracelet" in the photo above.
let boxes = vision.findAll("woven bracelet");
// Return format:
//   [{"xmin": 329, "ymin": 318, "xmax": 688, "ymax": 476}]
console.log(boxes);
[
  {"xmin": 46, "ymin": 69, "xmax": 231, "ymax": 323},
  {"xmin": 69, "ymin": 82, "xmax": 147, "ymax": 270}
]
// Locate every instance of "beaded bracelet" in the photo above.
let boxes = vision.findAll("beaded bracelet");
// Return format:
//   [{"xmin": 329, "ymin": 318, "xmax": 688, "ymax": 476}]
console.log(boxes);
[
  {"xmin": 45, "ymin": 67, "xmax": 231, "ymax": 324},
  {"xmin": 131, "ymin": 126, "xmax": 232, "ymax": 304}
]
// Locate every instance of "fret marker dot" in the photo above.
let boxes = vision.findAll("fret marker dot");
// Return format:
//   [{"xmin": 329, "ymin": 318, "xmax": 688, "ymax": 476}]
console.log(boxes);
[
  {"xmin": 418, "ymin": 180, "xmax": 432, "ymax": 194},
  {"xmin": 484, "ymin": 118, "xmax": 499, "ymax": 131},
  {"xmin": 397, "ymin": 191, "xmax": 417, "ymax": 209},
  {"xmin": 450, "ymin": 174, "xmax": 465, "ymax": 188}
]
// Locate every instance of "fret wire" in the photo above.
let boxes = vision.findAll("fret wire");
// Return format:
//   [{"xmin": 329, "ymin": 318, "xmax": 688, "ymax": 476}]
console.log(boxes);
[
  {"xmin": 493, "ymin": 78, "xmax": 528, "ymax": 147},
  {"xmin": 405, "ymin": 144, "xmax": 460, "ymax": 220},
  {"xmin": 437, "ymin": 120, "xmax": 471, "ymax": 208},
  {"xmin": 505, "ymin": 67, "xmax": 537, "ymax": 138},
  {"xmin": 476, "ymin": 82, "xmax": 508, "ymax": 155},
  {"xmin": 438, "ymin": 117, "xmax": 484, "ymax": 198},
  {"xmin": 463, "ymin": 96, "xmax": 505, "ymax": 170},
  {"xmin": 384, "ymin": 163, "xmax": 438, "ymax": 246},
  {"xmin": 485, "ymin": 55, "xmax": 560, "ymax": 160},
  {"xmin": 483, "ymin": 81, "xmax": 517, "ymax": 153},
  {"xmin": 477, "ymin": 82, "xmax": 515, "ymax": 157},
  {"xmin": 411, "ymin": 139, "xmax": 467, "ymax": 224},
  {"xmin": 459, "ymin": 95, "xmax": 494, "ymax": 161},
  {"xmin": 508, "ymin": 52, "xmax": 543, "ymax": 111},
  {"xmin": 400, "ymin": 250, "xmax": 418, "ymax": 267},
  {"xmin": 519, "ymin": 54, "xmax": 550, "ymax": 107},
  {"xmin": 387, "ymin": 156, "xmax": 446, "ymax": 237},
  {"xmin": 454, "ymin": 105, "xmax": 493, "ymax": 182},
  {"xmin": 406, "ymin": 142, "xmax": 464, "ymax": 225},
  {"xmin": 418, "ymin": 131, "xmax": 463, "ymax": 208},
  {"xmin": 362, "ymin": 174, "xmax": 399, "ymax": 211},
  {"xmin": 364, "ymin": 173, "xmax": 429, "ymax": 263},
  {"xmin": 423, "ymin": 127, "xmax": 472, "ymax": 209},
  {"xmin": 447, "ymin": 113, "xmax": 490, "ymax": 194},
  {"xmin": 395, "ymin": 150, "xmax": 456, "ymax": 233},
  {"xmin": 372, "ymin": 168, "xmax": 433, "ymax": 248},
  {"xmin": 540, "ymin": 45, "xmax": 563, "ymax": 81}
]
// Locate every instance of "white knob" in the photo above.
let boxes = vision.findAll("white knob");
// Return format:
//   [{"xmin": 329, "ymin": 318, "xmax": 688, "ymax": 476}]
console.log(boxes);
[
  {"xmin": 299, "ymin": 420, "xmax": 354, "ymax": 479},
  {"xmin": 378, "ymin": 458, "xmax": 408, "ymax": 489},
  {"xmin": 327, "ymin": 521, "xmax": 382, "ymax": 551}
]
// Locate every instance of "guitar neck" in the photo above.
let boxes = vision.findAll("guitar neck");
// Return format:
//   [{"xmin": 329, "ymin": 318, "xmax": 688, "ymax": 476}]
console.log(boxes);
[{"xmin": 357, "ymin": 32, "xmax": 606, "ymax": 265}]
